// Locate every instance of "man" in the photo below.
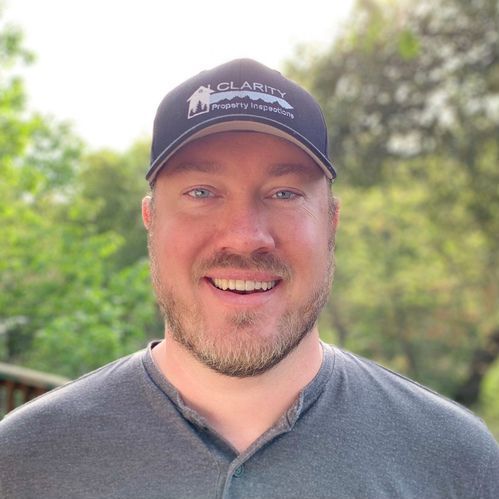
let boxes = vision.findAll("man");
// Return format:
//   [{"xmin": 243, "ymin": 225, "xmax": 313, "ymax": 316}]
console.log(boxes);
[{"xmin": 1, "ymin": 58, "xmax": 498, "ymax": 498}]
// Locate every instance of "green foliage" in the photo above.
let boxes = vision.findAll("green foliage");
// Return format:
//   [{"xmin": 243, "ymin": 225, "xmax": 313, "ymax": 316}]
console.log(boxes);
[
  {"xmin": 0, "ymin": 10, "xmax": 160, "ymax": 378},
  {"xmin": 0, "ymin": 139, "xmax": 160, "ymax": 376},
  {"xmin": 73, "ymin": 141, "xmax": 150, "ymax": 268},
  {"xmin": 329, "ymin": 154, "xmax": 495, "ymax": 394},
  {"xmin": 479, "ymin": 360, "xmax": 499, "ymax": 440},
  {"xmin": 0, "ymin": 13, "xmax": 34, "ymax": 68},
  {"xmin": 287, "ymin": 0, "xmax": 499, "ymax": 430},
  {"xmin": 287, "ymin": 0, "xmax": 499, "ymax": 186},
  {"xmin": 29, "ymin": 260, "xmax": 157, "ymax": 378},
  {"xmin": 397, "ymin": 30, "xmax": 420, "ymax": 60}
]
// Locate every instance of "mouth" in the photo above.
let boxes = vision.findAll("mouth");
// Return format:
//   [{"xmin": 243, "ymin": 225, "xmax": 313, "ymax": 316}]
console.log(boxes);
[{"xmin": 207, "ymin": 277, "xmax": 279, "ymax": 294}]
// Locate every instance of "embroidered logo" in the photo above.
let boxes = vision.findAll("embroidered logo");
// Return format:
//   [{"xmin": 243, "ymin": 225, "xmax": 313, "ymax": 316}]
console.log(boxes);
[{"xmin": 187, "ymin": 81, "xmax": 294, "ymax": 120}]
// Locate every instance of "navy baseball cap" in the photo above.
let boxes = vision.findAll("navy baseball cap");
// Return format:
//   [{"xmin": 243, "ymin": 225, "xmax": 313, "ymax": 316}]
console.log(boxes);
[{"xmin": 146, "ymin": 58, "xmax": 336, "ymax": 184}]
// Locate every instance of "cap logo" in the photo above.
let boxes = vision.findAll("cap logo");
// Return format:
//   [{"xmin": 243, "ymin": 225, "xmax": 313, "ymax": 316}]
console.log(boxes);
[{"xmin": 187, "ymin": 81, "xmax": 294, "ymax": 120}]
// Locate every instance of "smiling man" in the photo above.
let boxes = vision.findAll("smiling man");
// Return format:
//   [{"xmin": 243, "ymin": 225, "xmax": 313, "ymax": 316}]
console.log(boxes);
[{"xmin": 1, "ymin": 59, "xmax": 498, "ymax": 498}]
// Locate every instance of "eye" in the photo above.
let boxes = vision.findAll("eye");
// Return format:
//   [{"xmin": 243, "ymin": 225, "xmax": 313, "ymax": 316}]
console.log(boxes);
[
  {"xmin": 272, "ymin": 190, "xmax": 298, "ymax": 200},
  {"xmin": 186, "ymin": 187, "xmax": 214, "ymax": 199}
]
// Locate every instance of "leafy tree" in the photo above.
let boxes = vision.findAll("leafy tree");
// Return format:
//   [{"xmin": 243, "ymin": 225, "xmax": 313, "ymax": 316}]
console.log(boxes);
[
  {"xmin": 322, "ymin": 154, "xmax": 495, "ymax": 395},
  {"xmin": 0, "ymin": 10, "xmax": 160, "ymax": 376},
  {"xmin": 479, "ymin": 359, "xmax": 499, "ymax": 439},
  {"xmin": 0, "ymin": 10, "xmax": 83, "ymax": 360},
  {"xmin": 288, "ymin": 0, "xmax": 499, "ymax": 411},
  {"xmin": 73, "ymin": 141, "xmax": 150, "ymax": 269},
  {"xmin": 288, "ymin": 0, "xmax": 499, "ymax": 187},
  {"xmin": 28, "ymin": 258, "xmax": 158, "ymax": 378}
]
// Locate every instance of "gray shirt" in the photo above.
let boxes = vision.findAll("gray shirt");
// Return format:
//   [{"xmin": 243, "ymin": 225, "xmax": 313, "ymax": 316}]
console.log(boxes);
[{"xmin": 1, "ymin": 343, "xmax": 498, "ymax": 498}]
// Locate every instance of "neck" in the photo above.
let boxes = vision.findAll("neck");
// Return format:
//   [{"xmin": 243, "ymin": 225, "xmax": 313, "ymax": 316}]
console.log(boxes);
[{"xmin": 152, "ymin": 329, "xmax": 323, "ymax": 453}]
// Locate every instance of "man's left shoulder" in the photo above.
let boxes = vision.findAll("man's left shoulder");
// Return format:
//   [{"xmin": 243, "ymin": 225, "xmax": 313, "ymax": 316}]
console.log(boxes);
[
  {"xmin": 330, "ymin": 348, "xmax": 499, "ymax": 496},
  {"xmin": 336, "ymin": 348, "xmax": 499, "ymax": 454}
]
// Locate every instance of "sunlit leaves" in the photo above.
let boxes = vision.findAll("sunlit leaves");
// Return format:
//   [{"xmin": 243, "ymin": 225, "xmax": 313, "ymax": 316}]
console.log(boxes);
[{"xmin": 0, "ymin": 10, "xmax": 159, "ymax": 375}]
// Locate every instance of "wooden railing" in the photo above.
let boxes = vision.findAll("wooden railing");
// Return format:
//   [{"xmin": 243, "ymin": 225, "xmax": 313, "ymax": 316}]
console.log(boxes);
[{"xmin": 0, "ymin": 362, "xmax": 69, "ymax": 417}]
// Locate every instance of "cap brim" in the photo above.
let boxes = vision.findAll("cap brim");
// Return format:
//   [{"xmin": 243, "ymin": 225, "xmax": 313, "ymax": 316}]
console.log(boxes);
[{"xmin": 146, "ymin": 116, "xmax": 336, "ymax": 184}]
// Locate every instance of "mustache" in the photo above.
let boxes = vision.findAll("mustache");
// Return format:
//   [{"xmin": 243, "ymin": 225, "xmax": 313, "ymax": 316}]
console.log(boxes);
[{"xmin": 195, "ymin": 252, "xmax": 291, "ymax": 280}]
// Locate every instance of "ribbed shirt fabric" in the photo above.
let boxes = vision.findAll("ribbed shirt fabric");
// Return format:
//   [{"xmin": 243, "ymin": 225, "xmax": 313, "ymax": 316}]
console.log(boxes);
[{"xmin": 1, "ymin": 343, "xmax": 498, "ymax": 498}]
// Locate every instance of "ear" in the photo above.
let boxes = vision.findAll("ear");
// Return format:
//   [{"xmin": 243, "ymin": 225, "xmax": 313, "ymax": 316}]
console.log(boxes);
[{"xmin": 142, "ymin": 196, "xmax": 153, "ymax": 230}]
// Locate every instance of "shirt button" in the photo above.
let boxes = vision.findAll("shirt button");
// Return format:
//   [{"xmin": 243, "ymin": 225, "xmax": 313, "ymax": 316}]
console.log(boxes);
[{"xmin": 233, "ymin": 465, "xmax": 244, "ymax": 478}]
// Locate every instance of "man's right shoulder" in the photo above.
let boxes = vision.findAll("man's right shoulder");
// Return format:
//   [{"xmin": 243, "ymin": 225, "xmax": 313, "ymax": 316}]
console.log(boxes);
[{"xmin": 0, "ymin": 349, "xmax": 144, "ymax": 437}]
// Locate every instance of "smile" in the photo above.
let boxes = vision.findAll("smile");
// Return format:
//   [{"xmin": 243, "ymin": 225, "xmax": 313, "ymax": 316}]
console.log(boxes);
[{"xmin": 210, "ymin": 278, "xmax": 278, "ymax": 293}]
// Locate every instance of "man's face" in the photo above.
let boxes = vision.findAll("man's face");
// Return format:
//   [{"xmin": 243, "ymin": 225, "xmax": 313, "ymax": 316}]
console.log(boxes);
[{"xmin": 143, "ymin": 132, "xmax": 337, "ymax": 377}]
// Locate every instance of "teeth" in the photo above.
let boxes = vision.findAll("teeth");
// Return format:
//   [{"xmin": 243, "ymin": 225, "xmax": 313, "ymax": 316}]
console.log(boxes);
[{"xmin": 212, "ymin": 278, "xmax": 276, "ymax": 292}]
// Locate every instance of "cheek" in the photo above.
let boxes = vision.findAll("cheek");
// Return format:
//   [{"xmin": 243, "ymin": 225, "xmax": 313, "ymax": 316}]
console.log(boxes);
[
  {"xmin": 151, "ymin": 215, "xmax": 216, "ymax": 267},
  {"xmin": 275, "ymin": 227, "xmax": 329, "ymax": 289},
  {"xmin": 274, "ymin": 208, "xmax": 330, "ymax": 254}
]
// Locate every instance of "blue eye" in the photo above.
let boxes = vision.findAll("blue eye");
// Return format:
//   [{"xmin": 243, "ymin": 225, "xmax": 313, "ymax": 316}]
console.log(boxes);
[
  {"xmin": 273, "ymin": 190, "xmax": 297, "ymax": 200},
  {"xmin": 187, "ymin": 188, "xmax": 213, "ymax": 198}
]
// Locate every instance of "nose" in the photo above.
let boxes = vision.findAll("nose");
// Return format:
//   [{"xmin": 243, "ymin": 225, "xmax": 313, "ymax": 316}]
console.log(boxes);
[{"xmin": 215, "ymin": 198, "xmax": 276, "ymax": 255}]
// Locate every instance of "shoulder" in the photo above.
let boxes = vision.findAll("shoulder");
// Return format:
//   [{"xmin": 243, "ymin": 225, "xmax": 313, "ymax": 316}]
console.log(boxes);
[
  {"xmin": 326, "ymin": 347, "xmax": 499, "ymax": 494},
  {"xmin": 0, "ymin": 349, "xmax": 145, "ymax": 440},
  {"xmin": 0, "ymin": 347, "xmax": 177, "ymax": 498},
  {"xmin": 332, "ymin": 347, "xmax": 491, "ymax": 434}
]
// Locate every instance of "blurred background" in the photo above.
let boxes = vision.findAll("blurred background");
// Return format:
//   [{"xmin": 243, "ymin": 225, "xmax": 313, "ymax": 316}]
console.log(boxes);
[{"xmin": 0, "ymin": 0, "xmax": 498, "ymax": 437}]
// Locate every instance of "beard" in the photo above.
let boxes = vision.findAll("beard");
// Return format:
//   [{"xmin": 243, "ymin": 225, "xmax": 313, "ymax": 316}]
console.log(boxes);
[{"xmin": 148, "ymin": 237, "xmax": 335, "ymax": 378}]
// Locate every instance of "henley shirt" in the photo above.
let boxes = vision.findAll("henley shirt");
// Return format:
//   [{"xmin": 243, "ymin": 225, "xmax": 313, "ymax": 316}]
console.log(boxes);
[{"xmin": 1, "ymin": 343, "xmax": 498, "ymax": 498}]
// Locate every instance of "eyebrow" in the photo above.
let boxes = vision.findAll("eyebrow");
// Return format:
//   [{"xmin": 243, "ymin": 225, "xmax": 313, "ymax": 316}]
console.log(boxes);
[
  {"xmin": 165, "ymin": 161, "xmax": 223, "ymax": 176},
  {"xmin": 268, "ymin": 163, "xmax": 319, "ymax": 178}
]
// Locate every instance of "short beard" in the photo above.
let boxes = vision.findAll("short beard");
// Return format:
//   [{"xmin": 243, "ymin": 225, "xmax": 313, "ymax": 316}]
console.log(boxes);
[{"xmin": 157, "ymin": 273, "xmax": 330, "ymax": 378}]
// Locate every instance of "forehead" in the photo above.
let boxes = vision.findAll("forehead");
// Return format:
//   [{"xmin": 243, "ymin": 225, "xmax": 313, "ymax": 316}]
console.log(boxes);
[{"xmin": 159, "ymin": 131, "xmax": 326, "ymax": 181}]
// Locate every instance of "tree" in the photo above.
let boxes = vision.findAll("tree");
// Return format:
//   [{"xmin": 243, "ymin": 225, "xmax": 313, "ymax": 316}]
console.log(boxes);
[
  {"xmin": 288, "ymin": 0, "xmax": 499, "ymax": 187},
  {"xmin": 0, "ymin": 10, "xmax": 83, "ymax": 360},
  {"xmin": 73, "ymin": 141, "xmax": 150, "ymax": 269},
  {"xmin": 0, "ymin": 11, "xmax": 161, "ymax": 376},
  {"xmin": 479, "ymin": 359, "xmax": 499, "ymax": 439},
  {"xmin": 287, "ymin": 0, "xmax": 499, "ymax": 408}
]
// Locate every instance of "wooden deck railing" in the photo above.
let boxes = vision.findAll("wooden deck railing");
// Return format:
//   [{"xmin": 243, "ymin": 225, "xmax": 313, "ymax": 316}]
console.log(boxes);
[{"xmin": 0, "ymin": 362, "xmax": 69, "ymax": 417}]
